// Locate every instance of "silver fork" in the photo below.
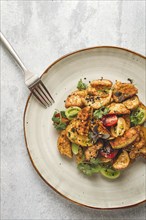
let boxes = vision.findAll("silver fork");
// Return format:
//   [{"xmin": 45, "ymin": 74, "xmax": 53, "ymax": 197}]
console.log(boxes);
[{"xmin": 0, "ymin": 32, "xmax": 54, "ymax": 108}]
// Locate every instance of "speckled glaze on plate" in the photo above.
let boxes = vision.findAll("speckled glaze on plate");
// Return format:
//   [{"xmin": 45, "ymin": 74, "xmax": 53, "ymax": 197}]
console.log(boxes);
[{"xmin": 24, "ymin": 46, "xmax": 146, "ymax": 209}]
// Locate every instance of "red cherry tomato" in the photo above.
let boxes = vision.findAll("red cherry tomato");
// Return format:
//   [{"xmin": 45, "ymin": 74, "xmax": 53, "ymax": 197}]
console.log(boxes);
[
  {"xmin": 55, "ymin": 113, "xmax": 60, "ymax": 118},
  {"xmin": 55, "ymin": 113, "xmax": 69, "ymax": 124},
  {"xmin": 100, "ymin": 146, "xmax": 118, "ymax": 159},
  {"xmin": 102, "ymin": 114, "xmax": 118, "ymax": 127}
]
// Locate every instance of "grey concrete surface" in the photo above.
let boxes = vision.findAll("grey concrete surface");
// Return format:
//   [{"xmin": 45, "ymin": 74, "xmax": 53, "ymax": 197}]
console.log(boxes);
[{"xmin": 1, "ymin": 1, "xmax": 146, "ymax": 219}]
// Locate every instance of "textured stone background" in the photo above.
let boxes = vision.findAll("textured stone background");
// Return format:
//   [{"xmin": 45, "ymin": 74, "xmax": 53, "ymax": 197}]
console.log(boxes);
[{"xmin": 1, "ymin": 1, "xmax": 146, "ymax": 219}]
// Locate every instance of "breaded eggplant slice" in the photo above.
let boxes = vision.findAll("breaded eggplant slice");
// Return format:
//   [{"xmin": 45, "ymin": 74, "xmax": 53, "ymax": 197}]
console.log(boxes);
[
  {"xmin": 141, "ymin": 126, "xmax": 146, "ymax": 141},
  {"xmin": 122, "ymin": 115, "xmax": 131, "ymax": 130},
  {"xmin": 77, "ymin": 106, "xmax": 91, "ymax": 120},
  {"xmin": 65, "ymin": 90, "xmax": 87, "ymax": 108},
  {"xmin": 76, "ymin": 106, "xmax": 91, "ymax": 136},
  {"xmin": 123, "ymin": 95, "xmax": 140, "ymax": 110},
  {"xmin": 87, "ymin": 86, "xmax": 111, "ymax": 98},
  {"xmin": 113, "ymin": 81, "xmax": 138, "ymax": 102},
  {"xmin": 82, "ymin": 90, "xmax": 112, "ymax": 109},
  {"xmin": 129, "ymin": 146, "xmax": 146, "ymax": 160},
  {"xmin": 66, "ymin": 120, "xmax": 92, "ymax": 147},
  {"xmin": 108, "ymin": 103, "xmax": 130, "ymax": 115},
  {"xmin": 57, "ymin": 130, "xmax": 72, "ymax": 158},
  {"xmin": 113, "ymin": 150, "xmax": 130, "ymax": 170},
  {"xmin": 85, "ymin": 141, "xmax": 103, "ymax": 161},
  {"xmin": 129, "ymin": 128, "xmax": 145, "ymax": 159},
  {"xmin": 90, "ymin": 79, "xmax": 112, "ymax": 89},
  {"xmin": 76, "ymin": 120, "xmax": 90, "ymax": 136},
  {"xmin": 110, "ymin": 127, "xmax": 138, "ymax": 149},
  {"xmin": 133, "ymin": 129, "xmax": 145, "ymax": 149}
]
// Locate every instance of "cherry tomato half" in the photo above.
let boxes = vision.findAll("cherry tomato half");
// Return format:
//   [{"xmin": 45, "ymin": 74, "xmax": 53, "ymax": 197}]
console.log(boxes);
[
  {"xmin": 55, "ymin": 113, "xmax": 60, "ymax": 118},
  {"xmin": 100, "ymin": 146, "xmax": 118, "ymax": 159},
  {"xmin": 102, "ymin": 114, "xmax": 118, "ymax": 127},
  {"xmin": 55, "ymin": 113, "xmax": 69, "ymax": 124}
]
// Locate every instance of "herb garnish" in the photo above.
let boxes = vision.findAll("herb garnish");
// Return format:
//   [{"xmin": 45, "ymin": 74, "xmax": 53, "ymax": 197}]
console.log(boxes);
[
  {"xmin": 52, "ymin": 110, "xmax": 68, "ymax": 131},
  {"xmin": 77, "ymin": 79, "xmax": 87, "ymax": 90},
  {"xmin": 93, "ymin": 107, "xmax": 109, "ymax": 119}
]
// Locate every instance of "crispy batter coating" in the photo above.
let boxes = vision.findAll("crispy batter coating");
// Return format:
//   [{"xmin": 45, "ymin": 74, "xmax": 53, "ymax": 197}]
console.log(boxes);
[
  {"xmin": 129, "ymin": 128, "xmax": 145, "ymax": 159},
  {"xmin": 122, "ymin": 114, "xmax": 131, "ymax": 130},
  {"xmin": 113, "ymin": 150, "xmax": 130, "ymax": 170},
  {"xmin": 123, "ymin": 95, "xmax": 140, "ymax": 110},
  {"xmin": 57, "ymin": 130, "xmax": 72, "ymax": 158},
  {"xmin": 85, "ymin": 141, "xmax": 103, "ymax": 161},
  {"xmin": 62, "ymin": 79, "xmax": 146, "ymax": 170},
  {"xmin": 66, "ymin": 119, "xmax": 92, "ymax": 147},
  {"xmin": 76, "ymin": 107, "xmax": 91, "ymax": 136},
  {"xmin": 87, "ymin": 86, "xmax": 110, "ymax": 97},
  {"xmin": 76, "ymin": 120, "xmax": 90, "ymax": 136},
  {"xmin": 90, "ymin": 79, "xmax": 112, "ymax": 89},
  {"xmin": 82, "ymin": 90, "xmax": 112, "ymax": 109},
  {"xmin": 65, "ymin": 90, "xmax": 87, "ymax": 108},
  {"xmin": 110, "ymin": 127, "xmax": 139, "ymax": 149},
  {"xmin": 108, "ymin": 103, "xmax": 130, "ymax": 115},
  {"xmin": 113, "ymin": 81, "xmax": 138, "ymax": 102},
  {"xmin": 133, "ymin": 130, "xmax": 145, "ymax": 149},
  {"xmin": 77, "ymin": 106, "xmax": 91, "ymax": 120}
]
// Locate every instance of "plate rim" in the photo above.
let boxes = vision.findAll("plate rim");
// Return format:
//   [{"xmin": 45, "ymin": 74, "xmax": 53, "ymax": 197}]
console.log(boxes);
[{"xmin": 23, "ymin": 46, "xmax": 146, "ymax": 210}]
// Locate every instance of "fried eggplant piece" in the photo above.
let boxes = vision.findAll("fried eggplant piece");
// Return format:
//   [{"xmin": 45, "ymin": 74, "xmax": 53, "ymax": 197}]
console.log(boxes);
[
  {"xmin": 90, "ymin": 79, "xmax": 112, "ymax": 89},
  {"xmin": 123, "ymin": 95, "xmax": 140, "ymax": 110},
  {"xmin": 66, "ymin": 120, "xmax": 92, "ymax": 147},
  {"xmin": 76, "ymin": 120, "xmax": 90, "ymax": 136},
  {"xmin": 129, "ymin": 128, "xmax": 145, "ymax": 159},
  {"xmin": 85, "ymin": 141, "xmax": 103, "ymax": 161},
  {"xmin": 133, "ymin": 130, "xmax": 145, "ymax": 149},
  {"xmin": 122, "ymin": 114, "xmax": 131, "ymax": 130},
  {"xmin": 113, "ymin": 150, "xmax": 130, "ymax": 170},
  {"xmin": 110, "ymin": 127, "xmax": 138, "ymax": 149},
  {"xmin": 77, "ymin": 106, "xmax": 91, "ymax": 121},
  {"xmin": 108, "ymin": 103, "xmax": 130, "ymax": 115},
  {"xmin": 65, "ymin": 90, "xmax": 87, "ymax": 108},
  {"xmin": 113, "ymin": 81, "xmax": 138, "ymax": 102},
  {"xmin": 57, "ymin": 130, "xmax": 72, "ymax": 158},
  {"xmin": 76, "ymin": 106, "xmax": 91, "ymax": 136},
  {"xmin": 87, "ymin": 86, "xmax": 110, "ymax": 97},
  {"xmin": 82, "ymin": 90, "xmax": 112, "ymax": 109}
]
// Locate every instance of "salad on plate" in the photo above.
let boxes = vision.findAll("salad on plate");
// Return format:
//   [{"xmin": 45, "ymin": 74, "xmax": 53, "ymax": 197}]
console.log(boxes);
[{"xmin": 52, "ymin": 78, "xmax": 146, "ymax": 179}]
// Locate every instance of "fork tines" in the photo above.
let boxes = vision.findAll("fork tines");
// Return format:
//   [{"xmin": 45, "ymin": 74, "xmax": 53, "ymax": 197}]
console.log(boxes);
[{"xmin": 30, "ymin": 80, "xmax": 54, "ymax": 108}]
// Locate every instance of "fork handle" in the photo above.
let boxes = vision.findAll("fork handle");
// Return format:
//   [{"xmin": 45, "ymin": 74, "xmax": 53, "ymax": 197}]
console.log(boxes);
[{"xmin": 0, "ymin": 32, "xmax": 27, "ymax": 72}]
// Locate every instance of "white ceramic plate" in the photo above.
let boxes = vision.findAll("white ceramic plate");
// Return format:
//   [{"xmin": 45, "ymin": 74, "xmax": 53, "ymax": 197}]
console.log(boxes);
[{"xmin": 24, "ymin": 47, "xmax": 146, "ymax": 209}]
